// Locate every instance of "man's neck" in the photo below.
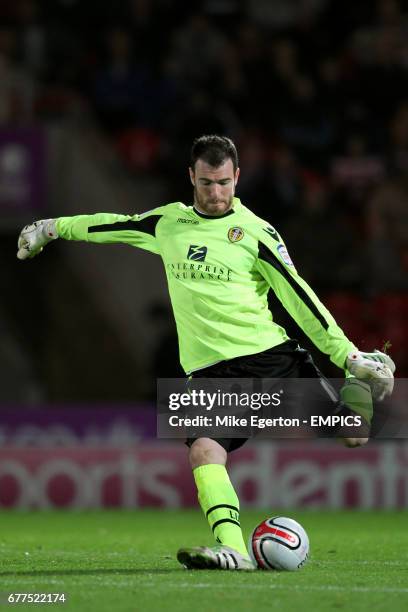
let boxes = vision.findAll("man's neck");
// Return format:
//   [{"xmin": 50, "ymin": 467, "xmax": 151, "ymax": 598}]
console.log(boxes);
[
  {"xmin": 194, "ymin": 204, "xmax": 233, "ymax": 217},
  {"xmin": 193, "ymin": 198, "xmax": 236, "ymax": 217}
]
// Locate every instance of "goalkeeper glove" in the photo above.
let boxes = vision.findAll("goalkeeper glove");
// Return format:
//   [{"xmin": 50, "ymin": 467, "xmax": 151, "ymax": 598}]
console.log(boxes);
[
  {"xmin": 346, "ymin": 350, "xmax": 396, "ymax": 402},
  {"xmin": 17, "ymin": 219, "xmax": 58, "ymax": 260}
]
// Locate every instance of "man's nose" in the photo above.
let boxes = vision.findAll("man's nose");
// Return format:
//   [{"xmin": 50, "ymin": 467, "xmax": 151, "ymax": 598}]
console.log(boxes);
[{"xmin": 209, "ymin": 183, "xmax": 221, "ymax": 199}]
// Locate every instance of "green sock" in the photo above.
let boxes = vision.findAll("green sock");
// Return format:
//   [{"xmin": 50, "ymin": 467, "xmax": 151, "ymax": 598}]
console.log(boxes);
[
  {"xmin": 340, "ymin": 378, "xmax": 373, "ymax": 424},
  {"xmin": 193, "ymin": 463, "xmax": 248, "ymax": 556}
]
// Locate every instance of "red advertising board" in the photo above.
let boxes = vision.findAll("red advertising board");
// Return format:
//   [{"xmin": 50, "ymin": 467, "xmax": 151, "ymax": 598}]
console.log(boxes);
[{"xmin": 0, "ymin": 441, "xmax": 407, "ymax": 509}]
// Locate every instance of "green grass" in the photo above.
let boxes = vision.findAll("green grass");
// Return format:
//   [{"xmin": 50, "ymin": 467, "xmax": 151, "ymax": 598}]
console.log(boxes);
[{"xmin": 0, "ymin": 510, "xmax": 407, "ymax": 612}]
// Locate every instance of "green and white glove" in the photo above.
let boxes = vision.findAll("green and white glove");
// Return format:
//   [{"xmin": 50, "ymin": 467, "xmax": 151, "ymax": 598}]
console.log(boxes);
[
  {"xmin": 17, "ymin": 219, "xmax": 58, "ymax": 260},
  {"xmin": 346, "ymin": 350, "xmax": 396, "ymax": 402}
]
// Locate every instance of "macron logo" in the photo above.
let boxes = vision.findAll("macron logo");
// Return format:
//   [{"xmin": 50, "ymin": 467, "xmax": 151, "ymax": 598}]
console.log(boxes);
[
  {"xmin": 177, "ymin": 218, "xmax": 199, "ymax": 224},
  {"xmin": 187, "ymin": 245, "xmax": 208, "ymax": 261}
]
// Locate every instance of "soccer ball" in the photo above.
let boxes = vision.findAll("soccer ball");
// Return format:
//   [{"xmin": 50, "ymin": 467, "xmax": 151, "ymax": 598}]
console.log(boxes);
[{"xmin": 249, "ymin": 516, "xmax": 309, "ymax": 571}]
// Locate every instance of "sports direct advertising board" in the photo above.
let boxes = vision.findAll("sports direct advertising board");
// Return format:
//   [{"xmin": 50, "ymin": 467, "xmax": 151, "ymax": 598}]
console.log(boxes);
[
  {"xmin": 1, "ymin": 404, "xmax": 407, "ymax": 509},
  {"xmin": 0, "ymin": 442, "xmax": 407, "ymax": 510}
]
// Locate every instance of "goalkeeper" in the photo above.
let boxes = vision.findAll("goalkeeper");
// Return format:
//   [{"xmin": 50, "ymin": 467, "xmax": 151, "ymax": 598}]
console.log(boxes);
[{"xmin": 17, "ymin": 135, "xmax": 395, "ymax": 571}]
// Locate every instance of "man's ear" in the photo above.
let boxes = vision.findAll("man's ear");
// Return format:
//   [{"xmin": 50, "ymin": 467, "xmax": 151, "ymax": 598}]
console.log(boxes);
[
  {"xmin": 234, "ymin": 167, "xmax": 240, "ymax": 186},
  {"xmin": 189, "ymin": 167, "xmax": 195, "ymax": 186}
]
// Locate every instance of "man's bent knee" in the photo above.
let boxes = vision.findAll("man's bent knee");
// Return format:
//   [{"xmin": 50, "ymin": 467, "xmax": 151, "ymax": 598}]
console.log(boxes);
[
  {"xmin": 189, "ymin": 438, "xmax": 227, "ymax": 469},
  {"xmin": 342, "ymin": 437, "xmax": 369, "ymax": 448}
]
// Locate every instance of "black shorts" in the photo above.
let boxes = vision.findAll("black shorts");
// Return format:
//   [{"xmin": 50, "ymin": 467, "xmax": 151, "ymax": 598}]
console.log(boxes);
[{"xmin": 185, "ymin": 340, "xmax": 342, "ymax": 453}]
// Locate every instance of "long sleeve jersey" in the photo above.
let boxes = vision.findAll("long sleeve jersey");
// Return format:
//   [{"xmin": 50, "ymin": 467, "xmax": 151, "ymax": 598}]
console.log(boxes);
[{"xmin": 56, "ymin": 197, "xmax": 356, "ymax": 374}]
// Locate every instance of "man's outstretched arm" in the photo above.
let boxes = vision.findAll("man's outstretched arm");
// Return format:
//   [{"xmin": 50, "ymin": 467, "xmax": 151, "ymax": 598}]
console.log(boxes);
[
  {"xmin": 254, "ymin": 227, "xmax": 395, "ymax": 404},
  {"xmin": 17, "ymin": 209, "xmax": 166, "ymax": 260}
]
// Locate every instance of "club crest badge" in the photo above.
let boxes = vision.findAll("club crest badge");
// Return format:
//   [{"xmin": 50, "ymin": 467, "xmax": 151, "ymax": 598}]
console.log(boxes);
[{"xmin": 228, "ymin": 227, "xmax": 244, "ymax": 243}]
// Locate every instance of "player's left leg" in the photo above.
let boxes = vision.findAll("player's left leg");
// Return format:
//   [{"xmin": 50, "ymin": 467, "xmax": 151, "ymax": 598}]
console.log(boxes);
[
  {"xmin": 299, "ymin": 351, "xmax": 370, "ymax": 447},
  {"xmin": 338, "ymin": 378, "xmax": 370, "ymax": 447},
  {"xmin": 340, "ymin": 348, "xmax": 396, "ymax": 446}
]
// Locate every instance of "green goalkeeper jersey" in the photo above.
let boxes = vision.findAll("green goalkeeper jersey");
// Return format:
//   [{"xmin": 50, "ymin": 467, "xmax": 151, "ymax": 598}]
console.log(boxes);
[{"xmin": 56, "ymin": 198, "xmax": 356, "ymax": 374}]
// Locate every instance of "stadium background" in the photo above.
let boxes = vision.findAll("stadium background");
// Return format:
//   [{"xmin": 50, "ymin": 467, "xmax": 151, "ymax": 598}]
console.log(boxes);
[{"xmin": 1, "ymin": 0, "xmax": 407, "ymax": 511}]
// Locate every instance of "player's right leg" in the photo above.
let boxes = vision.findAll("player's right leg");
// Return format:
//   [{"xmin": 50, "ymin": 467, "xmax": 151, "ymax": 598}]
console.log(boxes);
[{"xmin": 176, "ymin": 437, "xmax": 255, "ymax": 570}]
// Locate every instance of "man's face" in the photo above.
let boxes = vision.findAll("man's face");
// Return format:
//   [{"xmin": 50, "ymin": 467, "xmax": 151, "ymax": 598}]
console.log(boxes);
[{"xmin": 189, "ymin": 158, "xmax": 240, "ymax": 216}]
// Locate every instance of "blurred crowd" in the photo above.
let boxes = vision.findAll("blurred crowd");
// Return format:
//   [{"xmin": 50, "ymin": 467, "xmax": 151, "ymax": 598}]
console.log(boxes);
[{"xmin": 1, "ymin": 0, "xmax": 407, "ymax": 378}]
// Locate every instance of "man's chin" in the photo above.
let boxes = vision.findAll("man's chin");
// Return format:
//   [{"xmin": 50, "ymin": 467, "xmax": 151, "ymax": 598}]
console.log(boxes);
[{"xmin": 201, "ymin": 201, "xmax": 231, "ymax": 216}]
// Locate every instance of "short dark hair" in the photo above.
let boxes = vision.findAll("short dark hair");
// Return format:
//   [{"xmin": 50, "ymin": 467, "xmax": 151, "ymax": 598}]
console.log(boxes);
[{"xmin": 190, "ymin": 135, "xmax": 239, "ymax": 172}]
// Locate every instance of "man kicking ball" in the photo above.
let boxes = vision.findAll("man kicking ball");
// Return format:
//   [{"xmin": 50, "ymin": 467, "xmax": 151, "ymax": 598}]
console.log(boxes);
[{"xmin": 17, "ymin": 135, "xmax": 395, "ymax": 570}]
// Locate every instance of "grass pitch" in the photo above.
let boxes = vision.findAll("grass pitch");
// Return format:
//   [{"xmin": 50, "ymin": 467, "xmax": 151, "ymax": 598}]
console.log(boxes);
[{"xmin": 0, "ymin": 510, "xmax": 407, "ymax": 612}]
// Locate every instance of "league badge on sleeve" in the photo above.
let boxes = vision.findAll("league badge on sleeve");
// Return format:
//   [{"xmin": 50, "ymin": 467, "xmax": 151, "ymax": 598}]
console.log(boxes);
[{"xmin": 277, "ymin": 244, "xmax": 294, "ymax": 266}]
